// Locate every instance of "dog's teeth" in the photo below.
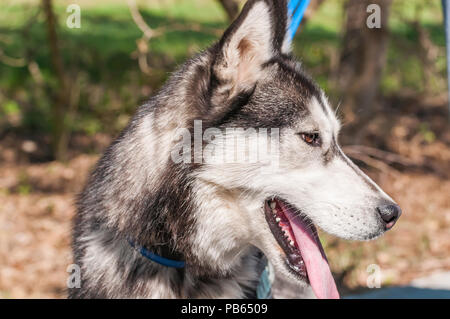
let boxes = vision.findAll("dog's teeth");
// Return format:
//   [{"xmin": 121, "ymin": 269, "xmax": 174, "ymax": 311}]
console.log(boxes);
[
  {"xmin": 270, "ymin": 201, "xmax": 276, "ymax": 209},
  {"xmin": 290, "ymin": 240, "xmax": 295, "ymax": 246},
  {"xmin": 275, "ymin": 217, "xmax": 281, "ymax": 222}
]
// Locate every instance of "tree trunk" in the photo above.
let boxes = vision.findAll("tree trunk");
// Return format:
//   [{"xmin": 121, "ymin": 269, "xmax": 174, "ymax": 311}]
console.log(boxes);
[
  {"xmin": 338, "ymin": 0, "xmax": 391, "ymax": 135},
  {"xmin": 42, "ymin": 0, "xmax": 70, "ymax": 161},
  {"xmin": 217, "ymin": 0, "xmax": 240, "ymax": 21}
]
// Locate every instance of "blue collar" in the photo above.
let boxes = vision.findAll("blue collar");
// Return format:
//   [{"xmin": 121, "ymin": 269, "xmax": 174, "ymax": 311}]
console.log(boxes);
[
  {"xmin": 128, "ymin": 239, "xmax": 272, "ymax": 298},
  {"xmin": 128, "ymin": 240, "xmax": 186, "ymax": 269}
]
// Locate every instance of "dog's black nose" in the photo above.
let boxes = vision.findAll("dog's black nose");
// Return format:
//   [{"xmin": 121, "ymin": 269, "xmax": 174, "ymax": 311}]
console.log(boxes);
[{"xmin": 377, "ymin": 204, "xmax": 402, "ymax": 229}]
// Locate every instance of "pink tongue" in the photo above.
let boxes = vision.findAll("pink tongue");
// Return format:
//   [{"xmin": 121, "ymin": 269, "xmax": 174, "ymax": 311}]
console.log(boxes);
[{"xmin": 282, "ymin": 205, "xmax": 340, "ymax": 299}]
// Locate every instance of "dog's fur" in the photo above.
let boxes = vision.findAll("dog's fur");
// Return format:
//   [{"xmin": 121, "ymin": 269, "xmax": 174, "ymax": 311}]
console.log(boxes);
[{"xmin": 70, "ymin": 0, "xmax": 398, "ymax": 298}]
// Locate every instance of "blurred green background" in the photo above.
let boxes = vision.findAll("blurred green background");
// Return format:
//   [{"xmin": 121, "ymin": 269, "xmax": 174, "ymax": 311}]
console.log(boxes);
[{"xmin": 0, "ymin": 0, "xmax": 446, "ymax": 147}]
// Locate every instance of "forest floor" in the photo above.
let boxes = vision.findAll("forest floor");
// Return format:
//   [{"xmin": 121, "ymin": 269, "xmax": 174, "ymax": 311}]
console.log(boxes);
[{"xmin": 0, "ymin": 94, "xmax": 449, "ymax": 298}]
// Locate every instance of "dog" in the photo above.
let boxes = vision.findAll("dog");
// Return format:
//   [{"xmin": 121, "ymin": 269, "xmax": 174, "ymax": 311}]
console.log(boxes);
[{"xmin": 69, "ymin": 0, "xmax": 401, "ymax": 299}]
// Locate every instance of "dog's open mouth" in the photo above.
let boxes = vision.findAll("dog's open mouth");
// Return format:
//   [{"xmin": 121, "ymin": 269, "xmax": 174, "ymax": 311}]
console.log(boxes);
[{"xmin": 264, "ymin": 197, "xmax": 340, "ymax": 299}]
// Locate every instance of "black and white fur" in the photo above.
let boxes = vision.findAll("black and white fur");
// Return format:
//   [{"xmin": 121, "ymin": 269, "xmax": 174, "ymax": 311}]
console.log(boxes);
[{"xmin": 70, "ymin": 0, "xmax": 399, "ymax": 298}]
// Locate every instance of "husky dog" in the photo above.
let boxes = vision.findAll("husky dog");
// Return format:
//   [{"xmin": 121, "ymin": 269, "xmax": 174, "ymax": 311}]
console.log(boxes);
[{"xmin": 70, "ymin": 0, "xmax": 401, "ymax": 299}]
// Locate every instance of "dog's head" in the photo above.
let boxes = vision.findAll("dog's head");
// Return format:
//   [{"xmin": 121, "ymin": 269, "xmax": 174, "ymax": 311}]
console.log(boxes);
[{"xmin": 188, "ymin": 0, "xmax": 401, "ymax": 298}]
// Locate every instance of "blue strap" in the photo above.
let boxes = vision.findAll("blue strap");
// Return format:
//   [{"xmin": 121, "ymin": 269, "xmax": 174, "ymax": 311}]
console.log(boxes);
[
  {"xmin": 256, "ymin": 265, "xmax": 273, "ymax": 299},
  {"xmin": 287, "ymin": 0, "xmax": 311, "ymax": 42},
  {"xmin": 128, "ymin": 240, "xmax": 186, "ymax": 268}
]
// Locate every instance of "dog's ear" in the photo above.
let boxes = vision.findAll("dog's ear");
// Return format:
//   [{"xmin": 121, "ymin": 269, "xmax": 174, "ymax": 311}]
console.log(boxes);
[{"xmin": 210, "ymin": 0, "xmax": 290, "ymax": 108}]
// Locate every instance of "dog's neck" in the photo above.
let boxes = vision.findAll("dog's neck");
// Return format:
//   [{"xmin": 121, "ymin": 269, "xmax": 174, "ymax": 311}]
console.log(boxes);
[
  {"xmin": 75, "ymin": 178, "xmax": 262, "ymax": 298},
  {"xmin": 78, "ymin": 226, "xmax": 261, "ymax": 298}
]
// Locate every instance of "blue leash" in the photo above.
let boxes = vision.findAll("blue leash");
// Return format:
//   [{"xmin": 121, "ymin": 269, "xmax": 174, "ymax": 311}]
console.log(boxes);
[{"xmin": 287, "ymin": 0, "xmax": 311, "ymax": 41}]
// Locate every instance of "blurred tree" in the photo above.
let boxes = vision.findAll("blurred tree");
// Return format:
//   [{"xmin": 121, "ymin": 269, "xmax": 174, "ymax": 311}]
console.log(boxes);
[
  {"xmin": 217, "ymin": 0, "xmax": 240, "ymax": 21},
  {"xmin": 42, "ymin": 0, "xmax": 70, "ymax": 161},
  {"xmin": 299, "ymin": 0, "xmax": 325, "ymax": 30},
  {"xmin": 338, "ymin": 0, "xmax": 391, "ymax": 137}
]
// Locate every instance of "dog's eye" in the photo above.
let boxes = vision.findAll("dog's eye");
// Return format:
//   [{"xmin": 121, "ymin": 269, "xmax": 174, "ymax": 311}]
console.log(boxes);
[{"xmin": 299, "ymin": 132, "xmax": 321, "ymax": 146}]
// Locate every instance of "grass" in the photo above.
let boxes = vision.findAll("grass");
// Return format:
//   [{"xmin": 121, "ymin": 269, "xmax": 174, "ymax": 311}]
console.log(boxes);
[{"xmin": 0, "ymin": 0, "xmax": 447, "ymax": 136}]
